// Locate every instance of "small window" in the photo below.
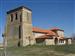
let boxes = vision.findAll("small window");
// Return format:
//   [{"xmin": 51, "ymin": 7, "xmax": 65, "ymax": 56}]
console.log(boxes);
[
  {"xmin": 15, "ymin": 13, "xmax": 18, "ymax": 20},
  {"xmin": 20, "ymin": 13, "xmax": 22, "ymax": 22},
  {"xmin": 10, "ymin": 14, "xmax": 13, "ymax": 22},
  {"xmin": 59, "ymin": 40, "xmax": 64, "ymax": 43},
  {"xmin": 62, "ymin": 40, "xmax": 64, "ymax": 43}
]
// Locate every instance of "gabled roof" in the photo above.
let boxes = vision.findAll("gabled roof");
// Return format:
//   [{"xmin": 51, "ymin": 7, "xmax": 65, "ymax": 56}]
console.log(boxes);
[
  {"xmin": 32, "ymin": 27, "xmax": 56, "ymax": 36},
  {"xmin": 7, "ymin": 6, "xmax": 32, "ymax": 14},
  {"xmin": 50, "ymin": 27, "xmax": 64, "ymax": 31}
]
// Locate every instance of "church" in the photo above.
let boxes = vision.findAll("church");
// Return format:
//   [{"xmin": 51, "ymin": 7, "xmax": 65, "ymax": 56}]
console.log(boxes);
[{"xmin": 4, "ymin": 6, "xmax": 72, "ymax": 47}]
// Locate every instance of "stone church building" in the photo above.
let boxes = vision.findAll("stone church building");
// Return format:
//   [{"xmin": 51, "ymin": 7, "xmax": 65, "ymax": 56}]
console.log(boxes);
[{"xmin": 4, "ymin": 6, "xmax": 72, "ymax": 47}]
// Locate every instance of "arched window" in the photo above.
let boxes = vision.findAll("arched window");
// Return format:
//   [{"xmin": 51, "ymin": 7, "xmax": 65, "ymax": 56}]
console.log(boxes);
[
  {"xmin": 10, "ymin": 14, "xmax": 13, "ymax": 22},
  {"xmin": 15, "ymin": 12, "xmax": 18, "ymax": 20}
]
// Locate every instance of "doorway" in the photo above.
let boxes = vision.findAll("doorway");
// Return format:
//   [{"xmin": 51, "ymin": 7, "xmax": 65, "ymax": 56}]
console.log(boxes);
[{"xmin": 54, "ymin": 38, "xmax": 58, "ymax": 45}]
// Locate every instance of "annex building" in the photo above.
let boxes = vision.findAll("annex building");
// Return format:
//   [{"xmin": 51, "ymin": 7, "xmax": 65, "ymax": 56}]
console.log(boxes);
[{"xmin": 4, "ymin": 6, "xmax": 72, "ymax": 47}]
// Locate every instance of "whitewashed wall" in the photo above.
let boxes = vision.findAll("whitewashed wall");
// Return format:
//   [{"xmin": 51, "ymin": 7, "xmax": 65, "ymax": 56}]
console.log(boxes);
[
  {"xmin": 33, "ymin": 32, "xmax": 45, "ymax": 38},
  {"xmin": 57, "ymin": 31, "xmax": 64, "ymax": 37},
  {"xmin": 68, "ymin": 39, "xmax": 72, "ymax": 44}
]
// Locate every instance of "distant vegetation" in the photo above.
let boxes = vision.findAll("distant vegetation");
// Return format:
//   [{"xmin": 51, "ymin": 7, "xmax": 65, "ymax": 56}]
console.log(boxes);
[{"xmin": 70, "ymin": 33, "xmax": 75, "ymax": 39}]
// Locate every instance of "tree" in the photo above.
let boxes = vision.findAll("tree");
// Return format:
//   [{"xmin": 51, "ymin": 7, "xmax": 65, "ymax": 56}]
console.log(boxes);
[{"xmin": 71, "ymin": 34, "xmax": 75, "ymax": 39}]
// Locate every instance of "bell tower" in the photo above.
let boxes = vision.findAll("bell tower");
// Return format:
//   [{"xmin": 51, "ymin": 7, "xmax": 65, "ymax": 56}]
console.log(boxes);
[{"xmin": 5, "ymin": 6, "xmax": 35, "ymax": 47}]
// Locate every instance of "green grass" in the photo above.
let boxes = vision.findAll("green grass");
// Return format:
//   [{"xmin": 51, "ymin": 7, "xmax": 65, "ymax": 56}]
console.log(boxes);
[
  {"xmin": 0, "ymin": 44, "xmax": 75, "ymax": 56},
  {"xmin": 48, "ymin": 44, "xmax": 75, "ymax": 54},
  {"xmin": 0, "ymin": 48, "xmax": 3, "ymax": 56}
]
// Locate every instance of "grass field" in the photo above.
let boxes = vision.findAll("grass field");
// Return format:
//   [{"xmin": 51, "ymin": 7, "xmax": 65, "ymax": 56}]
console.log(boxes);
[
  {"xmin": 0, "ymin": 44, "xmax": 75, "ymax": 56},
  {"xmin": 0, "ymin": 48, "xmax": 3, "ymax": 56}
]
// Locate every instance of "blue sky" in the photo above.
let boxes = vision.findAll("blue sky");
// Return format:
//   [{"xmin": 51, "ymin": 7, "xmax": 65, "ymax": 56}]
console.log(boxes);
[{"xmin": 0, "ymin": 0, "xmax": 75, "ymax": 43}]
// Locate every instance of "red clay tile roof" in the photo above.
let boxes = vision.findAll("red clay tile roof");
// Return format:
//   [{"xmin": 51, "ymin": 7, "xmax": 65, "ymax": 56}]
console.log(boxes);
[
  {"xmin": 32, "ymin": 27, "xmax": 56, "ymax": 36},
  {"xmin": 50, "ymin": 27, "xmax": 64, "ymax": 31}
]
